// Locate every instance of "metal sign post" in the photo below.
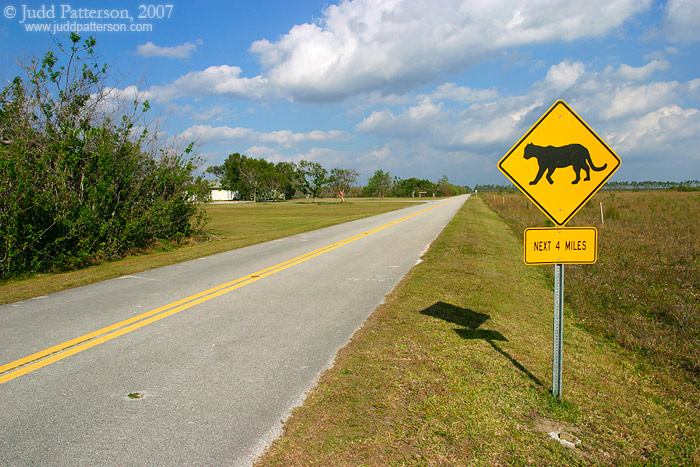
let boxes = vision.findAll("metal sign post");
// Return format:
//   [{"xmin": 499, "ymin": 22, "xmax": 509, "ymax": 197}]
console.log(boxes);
[{"xmin": 552, "ymin": 264, "xmax": 564, "ymax": 397}]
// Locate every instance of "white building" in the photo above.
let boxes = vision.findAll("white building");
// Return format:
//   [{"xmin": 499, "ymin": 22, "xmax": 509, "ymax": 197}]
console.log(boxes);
[{"xmin": 210, "ymin": 189, "xmax": 240, "ymax": 201}]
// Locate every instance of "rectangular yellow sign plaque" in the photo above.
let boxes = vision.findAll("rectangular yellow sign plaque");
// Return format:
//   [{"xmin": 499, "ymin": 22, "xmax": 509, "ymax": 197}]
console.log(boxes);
[{"xmin": 524, "ymin": 227, "xmax": 597, "ymax": 265}]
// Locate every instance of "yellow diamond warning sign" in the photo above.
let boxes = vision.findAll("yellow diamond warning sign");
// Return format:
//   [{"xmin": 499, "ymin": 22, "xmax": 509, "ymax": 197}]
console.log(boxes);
[{"xmin": 498, "ymin": 100, "xmax": 620, "ymax": 226}]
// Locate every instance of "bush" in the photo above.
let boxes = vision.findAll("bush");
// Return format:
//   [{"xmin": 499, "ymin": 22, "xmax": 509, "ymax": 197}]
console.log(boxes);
[{"xmin": 0, "ymin": 34, "xmax": 208, "ymax": 278}]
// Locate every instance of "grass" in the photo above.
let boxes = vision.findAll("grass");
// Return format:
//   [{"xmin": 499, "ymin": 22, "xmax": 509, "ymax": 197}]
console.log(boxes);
[
  {"xmin": 484, "ymin": 190, "xmax": 700, "ymax": 380},
  {"xmin": 0, "ymin": 198, "xmax": 417, "ymax": 305},
  {"xmin": 255, "ymin": 196, "xmax": 700, "ymax": 466}
]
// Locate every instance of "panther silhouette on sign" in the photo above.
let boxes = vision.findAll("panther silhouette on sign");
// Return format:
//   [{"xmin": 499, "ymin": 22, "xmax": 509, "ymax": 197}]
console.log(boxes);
[{"xmin": 523, "ymin": 142, "xmax": 608, "ymax": 185}]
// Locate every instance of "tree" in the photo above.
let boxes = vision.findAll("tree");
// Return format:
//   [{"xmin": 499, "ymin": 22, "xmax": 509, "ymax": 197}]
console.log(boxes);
[
  {"xmin": 239, "ymin": 156, "xmax": 276, "ymax": 202},
  {"xmin": 393, "ymin": 177, "xmax": 436, "ymax": 197},
  {"xmin": 328, "ymin": 168, "xmax": 359, "ymax": 202},
  {"xmin": 275, "ymin": 161, "xmax": 298, "ymax": 199},
  {"xmin": 209, "ymin": 155, "xmax": 305, "ymax": 201},
  {"xmin": 365, "ymin": 169, "xmax": 392, "ymax": 198},
  {"xmin": 438, "ymin": 174, "xmax": 452, "ymax": 197},
  {"xmin": 296, "ymin": 160, "xmax": 328, "ymax": 202}
]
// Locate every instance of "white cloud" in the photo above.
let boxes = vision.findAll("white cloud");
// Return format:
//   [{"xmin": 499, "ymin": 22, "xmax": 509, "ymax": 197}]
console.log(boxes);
[
  {"xmin": 245, "ymin": 146, "xmax": 285, "ymax": 162},
  {"xmin": 254, "ymin": 0, "xmax": 650, "ymax": 101},
  {"xmin": 430, "ymin": 83, "xmax": 498, "ymax": 103},
  {"xmin": 149, "ymin": 0, "xmax": 651, "ymax": 103},
  {"xmin": 449, "ymin": 99, "xmax": 544, "ymax": 148},
  {"xmin": 102, "ymin": 85, "xmax": 148, "ymax": 101},
  {"xmin": 179, "ymin": 125, "xmax": 350, "ymax": 147},
  {"xmin": 180, "ymin": 125, "xmax": 254, "ymax": 144},
  {"xmin": 356, "ymin": 98, "xmax": 443, "ymax": 136},
  {"xmin": 258, "ymin": 129, "xmax": 351, "ymax": 146},
  {"xmin": 190, "ymin": 104, "xmax": 230, "ymax": 122},
  {"xmin": 616, "ymin": 60, "xmax": 670, "ymax": 81},
  {"xmin": 663, "ymin": 0, "xmax": 700, "ymax": 42},
  {"xmin": 363, "ymin": 143, "xmax": 391, "ymax": 162},
  {"xmin": 545, "ymin": 61, "xmax": 586, "ymax": 89},
  {"xmin": 607, "ymin": 105, "xmax": 700, "ymax": 156},
  {"xmin": 135, "ymin": 40, "xmax": 202, "ymax": 59},
  {"xmin": 294, "ymin": 147, "xmax": 352, "ymax": 167},
  {"xmin": 148, "ymin": 65, "xmax": 275, "ymax": 103},
  {"xmin": 604, "ymin": 81, "xmax": 679, "ymax": 120},
  {"xmin": 350, "ymin": 53, "xmax": 700, "ymax": 178}
]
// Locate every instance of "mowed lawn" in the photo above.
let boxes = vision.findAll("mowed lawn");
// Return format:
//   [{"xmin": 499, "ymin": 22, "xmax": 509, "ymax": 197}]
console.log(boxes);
[{"xmin": 0, "ymin": 199, "xmax": 418, "ymax": 306}]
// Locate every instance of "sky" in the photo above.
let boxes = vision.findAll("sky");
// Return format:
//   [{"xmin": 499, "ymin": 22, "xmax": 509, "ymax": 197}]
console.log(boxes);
[{"xmin": 1, "ymin": 0, "xmax": 699, "ymax": 187}]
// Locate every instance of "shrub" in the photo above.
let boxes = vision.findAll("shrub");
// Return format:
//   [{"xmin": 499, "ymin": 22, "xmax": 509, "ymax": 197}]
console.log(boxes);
[{"xmin": 0, "ymin": 34, "xmax": 208, "ymax": 278}]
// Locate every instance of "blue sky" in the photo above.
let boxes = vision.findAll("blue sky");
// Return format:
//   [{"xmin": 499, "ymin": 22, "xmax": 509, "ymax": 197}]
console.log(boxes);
[{"xmin": 1, "ymin": 0, "xmax": 699, "ymax": 186}]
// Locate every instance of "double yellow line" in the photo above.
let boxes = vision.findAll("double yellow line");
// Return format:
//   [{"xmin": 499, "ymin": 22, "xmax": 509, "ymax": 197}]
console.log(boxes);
[{"xmin": 0, "ymin": 200, "xmax": 450, "ymax": 385}]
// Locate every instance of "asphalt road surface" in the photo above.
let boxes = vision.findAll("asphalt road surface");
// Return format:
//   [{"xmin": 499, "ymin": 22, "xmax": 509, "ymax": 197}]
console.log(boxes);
[{"xmin": 0, "ymin": 195, "xmax": 468, "ymax": 466}]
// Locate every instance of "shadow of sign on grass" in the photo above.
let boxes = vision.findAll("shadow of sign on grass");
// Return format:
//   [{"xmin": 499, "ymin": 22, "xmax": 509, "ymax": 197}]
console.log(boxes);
[{"xmin": 420, "ymin": 302, "xmax": 543, "ymax": 387}]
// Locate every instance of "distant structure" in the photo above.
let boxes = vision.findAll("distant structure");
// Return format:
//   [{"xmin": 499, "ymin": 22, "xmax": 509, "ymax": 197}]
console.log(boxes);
[{"xmin": 210, "ymin": 189, "xmax": 240, "ymax": 201}]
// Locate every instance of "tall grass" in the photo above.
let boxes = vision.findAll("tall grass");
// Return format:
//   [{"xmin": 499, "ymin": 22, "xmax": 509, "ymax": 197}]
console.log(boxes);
[{"xmin": 484, "ymin": 191, "xmax": 700, "ymax": 380}]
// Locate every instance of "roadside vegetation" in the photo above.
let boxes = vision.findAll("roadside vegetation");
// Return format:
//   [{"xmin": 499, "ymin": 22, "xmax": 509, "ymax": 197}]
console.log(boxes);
[
  {"xmin": 0, "ymin": 199, "xmax": 417, "ymax": 305},
  {"xmin": 484, "ymin": 190, "xmax": 700, "ymax": 381},
  {"xmin": 0, "ymin": 34, "xmax": 208, "ymax": 280},
  {"xmin": 256, "ymin": 195, "xmax": 699, "ymax": 466}
]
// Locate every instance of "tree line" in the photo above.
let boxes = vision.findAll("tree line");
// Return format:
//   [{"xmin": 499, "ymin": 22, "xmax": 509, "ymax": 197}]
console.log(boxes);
[
  {"xmin": 602, "ymin": 180, "xmax": 700, "ymax": 191},
  {"xmin": 0, "ymin": 35, "xmax": 207, "ymax": 278},
  {"xmin": 471, "ymin": 181, "xmax": 700, "ymax": 194},
  {"xmin": 207, "ymin": 155, "xmax": 470, "ymax": 202}
]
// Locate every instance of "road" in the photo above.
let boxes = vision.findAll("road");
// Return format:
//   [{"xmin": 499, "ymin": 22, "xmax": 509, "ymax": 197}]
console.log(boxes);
[{"xmin": 0, "ymin": 195, "xmax": 468, "ymax": 466}]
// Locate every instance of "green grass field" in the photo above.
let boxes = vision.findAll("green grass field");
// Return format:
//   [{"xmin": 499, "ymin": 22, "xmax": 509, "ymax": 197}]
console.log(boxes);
[
  {"xmin": 0, "ymin": 198, "xmax": 417, "ymax": 305},
  {"xmin": 255, "ymin": 195, "xmax": 700, "ymax": 466}
]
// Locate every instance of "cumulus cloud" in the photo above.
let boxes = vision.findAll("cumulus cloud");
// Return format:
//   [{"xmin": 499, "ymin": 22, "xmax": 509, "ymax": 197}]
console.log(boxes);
[
  {"xmin": 663, "ymin": 0, "xmax": 700, "ymax": 42},
  {"xmin": 148, "ymin": 65, "xmax": 275, "ymax": 103},
  {"xmin": 244, "ymin": 146, "xmax": 285, "ymax": 162},
  {"xmin": 248, "ymin": 0, "xmax": 650, "ymax": 102},
  {"xmin": 352, "ymin": 55, "xmax": 699, "ymax": 175},
  {"xmin": 258, "ymin": 129, "xmax": 351, "ymax": 146},
  {"xmin": 603, "ymin": 81, "xmax": 679, "ymax": 120},
  {"xmin": 293, "ymin": 147, "xmax": 353, "ymax": 167},
  {"xmin": 148, "ymin": 0, "xmax": 651, "ymax": 103},
  {"xmin": 135, "ymin": 40, "xmax": 202, "ymax": 59},
  {"xmin": 545, "ymin": 61, "xmax": 586, "ymax": 89},
  {"xmin": 119, "ymin": 1, "xmax": 697, "ymax": 183},
  {"xmin": 448, "ymin": 99, "xmax": 544, "ymax": 148},
  {"xmin": 98, "ymin": 85, "xmax": 152, "ymax": 105},
  {"xmin": 608, "ymin": 105, "xmax": 700, "ymax": 153},
  {"xmin": 363, "ymin": 143, "xmax": 391, "ymax": 162},
  {"xmin": 430, "ymin": 83, "xmax": 498, "ymax": 103},
  {"xmin": 616, "ymin": 60, "xmax": 670, "ymax": 81},
  {"xmin": 180, "ymin": 125, "xmax": 254, "ymax": 144},
  {"xmin": 356, "ymin": 98, "xmax": 443, "ymax": 136}
]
